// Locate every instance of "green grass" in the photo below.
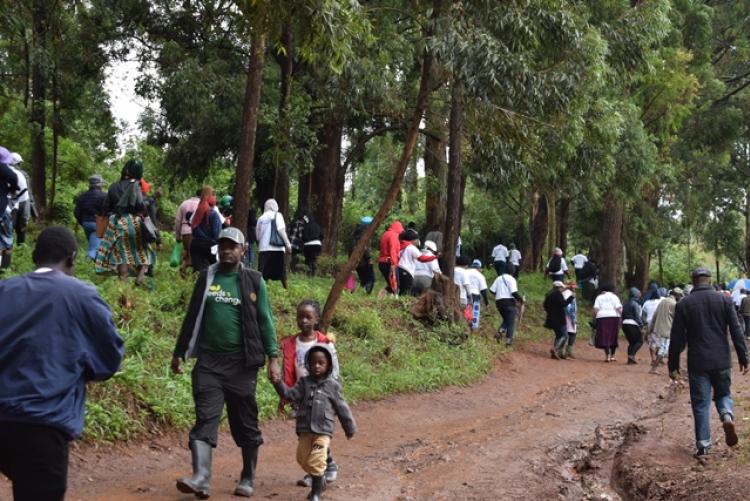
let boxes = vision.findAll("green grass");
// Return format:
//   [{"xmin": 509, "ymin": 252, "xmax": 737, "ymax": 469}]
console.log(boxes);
[{"xmin": 4, "ymin": 232, "xmax": 554, "ymax": 442}]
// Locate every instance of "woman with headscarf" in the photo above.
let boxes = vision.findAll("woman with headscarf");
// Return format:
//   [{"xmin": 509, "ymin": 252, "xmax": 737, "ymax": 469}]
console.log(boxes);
[
  {"xmin": 189, "ymin": 186, "xmax": 222, "ymax": 272},
  {"xmin": 95, "ymin": 159, "xmax": 156, "ymax": 283},
  {"xmin": 256, "ymin": 199, "xmax": 292, "ymax": 288},
  {"xmin": 593, "ymin": 284, "xmax": 623, "ymax": 362},
  {"xmin": 545, "ymin": 247, "xmax": 568, "ymax": 282}
]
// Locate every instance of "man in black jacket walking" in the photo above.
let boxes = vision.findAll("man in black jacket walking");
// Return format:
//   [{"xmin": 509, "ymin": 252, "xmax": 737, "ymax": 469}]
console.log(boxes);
[
  {"xmin": 172, "ymin": 227, "xmax": 280, "ymax": 498},
  {"xmin": 669, "ymin": 267, "xmax": 749, "ymax": 458},
  {"xmin": 74, "ymin": 175, "xmax": 107, "ymax": 259}
]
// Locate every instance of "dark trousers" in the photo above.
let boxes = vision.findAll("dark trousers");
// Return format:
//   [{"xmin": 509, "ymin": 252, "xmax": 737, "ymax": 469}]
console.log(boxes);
[
  {"xmin": 552, "ymin": 324, "xmax": 568, "ymax": 352},
  {"xmin": 397, "ymin": 268, "xmax": 414, "ymax": 296},
  {"xmin": 495, "ymin": 299, "xmax": 517, "ymax": 340},
  {"xmin": 189, "ymin": 354, "xmax": 263, "ymax": 448},
  {"xmin": 493, "ymin": 260, "xmax": 506, "ymax": 276},
  {"xmin": 303, "ymin": 244, "xmax": 322, "ymax": 275},
  {"xmin": 0, "ymin": 421, "xmax": 69, "ymax": 501},
  {"xmin": 190, "ymin": 237, "xmax": 217, "ymax": 272},
  {"xmin": 622, "ymin": 324, "xmax": 643, "ymax": 358},
  {"xmin": 12, "ymin": 200, "xmax": 29, "ymax": 244},
  {"xmin": 379, "ymin": 262, "xmax": 397, "ymax": 293},
  {"xmin": 356, "ymin": 262, "xmax": 375, "ymax": 293},
  {"xmin": 744, "ymin": 315, "xmax": 750, "ymax": 338}
]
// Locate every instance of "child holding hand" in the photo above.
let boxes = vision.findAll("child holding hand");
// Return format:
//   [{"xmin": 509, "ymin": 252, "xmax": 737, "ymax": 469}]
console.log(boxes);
[
  {"xmin": 279, "ymin": 300, "xmax": 340, "ymax": 486},
  {"xmin": 271, "ymin": 344, "xmax": 356, "ymax": 501}
]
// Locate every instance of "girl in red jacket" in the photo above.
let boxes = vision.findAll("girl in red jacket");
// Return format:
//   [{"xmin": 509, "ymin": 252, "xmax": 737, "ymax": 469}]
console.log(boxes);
[{"xmin": 279, "ymin": 299, "xmax": 340, "ymax": 487}]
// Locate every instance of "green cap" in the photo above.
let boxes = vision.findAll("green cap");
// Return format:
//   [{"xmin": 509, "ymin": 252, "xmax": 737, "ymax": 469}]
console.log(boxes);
[{"xmin": 218, "ymin": 227, "xmax": 245, "ymax": 245}]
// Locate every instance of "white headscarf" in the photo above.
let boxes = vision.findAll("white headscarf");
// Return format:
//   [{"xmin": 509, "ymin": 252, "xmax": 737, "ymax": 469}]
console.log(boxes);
[{"xmin": 264, "ymin": 198, "xmax": 279, "ymax": 213}]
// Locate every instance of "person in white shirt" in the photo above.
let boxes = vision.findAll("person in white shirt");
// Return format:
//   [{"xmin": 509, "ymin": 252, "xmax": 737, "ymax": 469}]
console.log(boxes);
[
  {"xmin": 570, "ymin": 251, "xmax": 588, "ymax": 282},
  {"xmin": 256, "ymin": 198, "xmax": 292, "ymax": 289},
  {"xmin": 508, "ymin": 243, "xmax": 522, "ymax": 278},
  {"xmin": 593, "ymin": 285, "xmax": 623, "ymax": 362},
  {"xmin": 412, "ymin": 240, "xmax": 441, "ymax": 295},
  {"xmin": 490, "ymin": 271, "xmax": 524, "ymax": 345},
  {"xmin": 397, "ymin": 229, "xmax": 438, "ymax": 296},
  {"xmin": 466, "ymin": 260, "xmax": 489, "ymax": 331},
  {"xmin": 8, "ymin": 152, "xmax": 30, "ymax": 245},
  {"xmin": 491, "ymin": 243, "xmax": 509, "ymax": 276},
  {"xmin": 545, "ymin": 247, "xmax": 568, "ymax": 281},
  {"xmin": 453, "ymin": 256, "xmax": 472, "ymax": 307},
  {"xmin": 642, "ymin": 287, "xmax": 666, "ymax": 363}
]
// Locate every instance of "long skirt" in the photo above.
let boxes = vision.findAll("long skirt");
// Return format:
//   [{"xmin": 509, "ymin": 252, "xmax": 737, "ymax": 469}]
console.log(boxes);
[
  {"xmin": 258, "ymin": 250, "xmax": 286, "ymax": 281},
  {"xmin": 594, "ymin": 317, "xmax": 620, "ymax": 349},
  {"xmin": 95, "ymin": 214, "xmax": 155, "ymax": 272}
]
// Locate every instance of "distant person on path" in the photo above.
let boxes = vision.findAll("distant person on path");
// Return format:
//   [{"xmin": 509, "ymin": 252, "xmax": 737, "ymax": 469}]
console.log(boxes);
[
  {"xmin": 397, "ymin": 229, "xmax": 437, "ymax": 295},
  {"xmin": 378, "ymin": 220, "xmax": 405, "ymax": 296},
  {"xmin": 412, "ymin": 240, "xmax": 441, "ymax": 295},
  {"xmin": 648, "ymin": 288, "xmax": 683, "ymax": 374},
  {"xmin": 424, "ymin": 225, "xmax": 445, "ymax": 270},
  {"xmin": 189, "ymin": 186, "xmax": 222, "ymax": 272},
  {"xmin": 172, "ymin": 227, "xmax": 280, "ymax": 498},
  {"xmin": 570, "ymin": 250, "xmax": 588, "ymax": 283},
  {"xmin": 95, "ymin": 159, "xmax": 155, "ymax": 283},
  {"xmin": 562, "ymin": 282, "xmax": 578, "ymax": 359},
  {"xmin": 669, "ymin": 267, "xmax": 749, "ymax": 458},
  {"xmin": 491, "ymin": 242, "xmax": 509, "ymax": 276},
  {"xmin": 8, "ymin": 152, "xmax": 30, "ymax": 245},
  {"xmin": 490, "ymin": 270, "xmax": 523, "ymax": 346},
  {"xmin": 454, "ymin": 255, "xmax": 473, "ymax": 308},
  {"xmin": 644, "ymin": 288, "xmax": 667, "ymax": 363},
  {"xmin": 350, "ymin": 216, "xmax": 375, "ymax": 294},
  {"xmin": 175, "ymin": 190, "xmax": 201, "ymax": 271},
  {"xmin": 509, "ymin": 243, "xmax": 522, "ymax": 278},
  {"xmin": 579, "ymin": 258, "xmax": 599, "ymax": 300},
  {"xmin": 278, "ymin": 300, "xmax": 341, "ymax": 488},
  {"xmin": 545, "ymin": 247, "xmax": 568, "ymax": 282},
  {"xmin": 593, "ymin": 284, "xmax": 623, "ymax": 362},
  {"xmin": 0, "ymin": 227, "xmax": 124, "ymax": 501},
  {"xmin": 74, "ymin": 175, "xmax": 107, "ymax": 260},
  {"xmin": 544, "ymin": 281, "xmax": 575, "ymax": 359},
  {"xmin": 0, "ymin": 146, "xmax": 19, "ymax": 273},
  {"xmin": 740, "ymin": 291, "xmax": 750, "ymax": 340},
  {"xmin": 302, "ymin": 212, "xmax": 323, "ymax": 276},
  {"xmin": 467, "ymin": 259, "xmax": 489, "ymax": 331},
  {"xmin": 621, "ymin": 287, "xmax": 644, "ymax": 365},
  {"xmin": 257, "ymin": 198, "xmax": 292, "ymax": 289},
  {"xmin": 272, "ymin": 344, "xmax": 356, "ymax": 501}
]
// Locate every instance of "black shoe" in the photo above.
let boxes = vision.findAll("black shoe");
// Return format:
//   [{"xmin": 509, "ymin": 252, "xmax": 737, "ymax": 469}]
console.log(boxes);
[
  {"xmin": 176, "ymin": 440, "xmax": 212, "ymax": 499},
  {"xmin": 297, "ymin": 475, "xmax": 312, "ymax": 487},
  {"xmin": 627, "ymin": 357, "xmax": 637, "ymax": 365},
  {"xmin": 694, "ymin": 447, "xmax": 710, "ymax": 459},
  {"xmin": 550, "ymin": 349, "xmax": 560, "ymax": 360},
  {"xmin": 234, "ymin": 446, "xmax": 259, "ymax": 497},
  {"xmin": 308, "ymin": 475, "xmax": 325, "ymax": 501},
  {"xmin": 723, "ymin": 414, "xmax": 739, "ymax": 447}
]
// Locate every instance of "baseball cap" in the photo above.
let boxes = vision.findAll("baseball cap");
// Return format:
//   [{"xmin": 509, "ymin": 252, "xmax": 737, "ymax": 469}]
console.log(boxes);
[
  {"xmin": 218, "ymin": 227, "xmax": 245, "ymax": 245},
  {"xmin": 424, "ymin": 240, "xmax": 437, "ymax": 253},
  {"xmin": 691, "ymin": 267, "xmax": 711, "ymax": 279},
  {"xmin": 471, "ymin": 259, "xmax": 482, "ymax": 268},
  {"xmin": 552, "ymin": 281, "xmax": 565, "ymax": 288},
  {"xmin": 10, "ymin": 152, "xmax": 23, "ymax": 164}
]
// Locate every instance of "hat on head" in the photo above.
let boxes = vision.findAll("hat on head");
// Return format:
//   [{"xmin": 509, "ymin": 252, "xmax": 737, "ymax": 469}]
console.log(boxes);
[
  {"xmin": 10, "ymin": 152, "xmax": 23, "ymax": 165},
  {"xmin": 401, "ymin": 229, "xmax": 419, "ymax": 242},
  {"xmin": 552, "ymin": 281, "xmax": 565, "ymax": 288},
  {"xmin": 671, "ymin": 287, "xmax": 684, "ymax": 297},
  {"xmin": 88, "ymin": 174, "xmax": 104, "ymax": 188},
  {"xmin": 0, "ymin": 146, "xmax": 13, "ymax": 165},
  {"xmin": 554, "ymin": 247, "xmax": 563, "ymax": 256},
  {"xmin": 692, "ymin": 267, "xmax": 711, "ymax": 279},
  {"xmin": 360, "ymin": 216, "xmax": 373, "ymax": 225},
  {"xmin": 219, "ymin": 195, "xmax": 234, "ymax": 208},
  {"xmin": 218, "ymin": 227, "xmax": 245, "ymax": 245},
  {"xmin": 424, "ymin": 240, "xmax": 437, "ymax": 253},
  {"xmin": 471, "ymin": 259, "xmax": 482, "ymax": 268}
]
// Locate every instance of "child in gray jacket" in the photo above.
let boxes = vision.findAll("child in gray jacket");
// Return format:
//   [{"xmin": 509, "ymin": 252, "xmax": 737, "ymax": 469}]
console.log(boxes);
[{"xmin": 272, "ymin": 343, "xmax": 356, "ymax": 501}]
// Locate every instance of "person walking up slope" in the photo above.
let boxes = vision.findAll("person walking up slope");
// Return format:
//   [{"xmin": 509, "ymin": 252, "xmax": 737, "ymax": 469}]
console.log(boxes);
[
  {"xmin": 621, "ymin": 288, "xmax": 645, "ymax": 365},
  {"xmin": 648, "ymin": 288, "xmax": 683, "ymax": 374},
  {"xmin": 669, "ymin": 267, "xmax": 748, "ymax": 458}
]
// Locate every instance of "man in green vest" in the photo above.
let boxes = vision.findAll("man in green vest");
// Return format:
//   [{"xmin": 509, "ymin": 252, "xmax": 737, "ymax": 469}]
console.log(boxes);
[{"xmin": 172, "ymin": 226, "xmax": 279, "ymax": 498}]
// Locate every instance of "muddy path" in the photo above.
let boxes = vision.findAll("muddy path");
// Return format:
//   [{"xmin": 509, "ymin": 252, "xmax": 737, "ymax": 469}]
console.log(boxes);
[{"xmin": 3, "ymin": 341, "xmax": 746, "ymax": 500}]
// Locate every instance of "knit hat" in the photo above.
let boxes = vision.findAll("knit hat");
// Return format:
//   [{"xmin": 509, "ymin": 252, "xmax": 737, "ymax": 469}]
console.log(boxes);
[{"xmin": 88, "ymin": 174, "xmax": 104, "ymax": 188}]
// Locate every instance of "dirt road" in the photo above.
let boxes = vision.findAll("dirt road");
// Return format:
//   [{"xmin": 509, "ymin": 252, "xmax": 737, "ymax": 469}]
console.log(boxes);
[{"xmin": 3, "ymin": 340, "xmax": 748, "ymax": 500}]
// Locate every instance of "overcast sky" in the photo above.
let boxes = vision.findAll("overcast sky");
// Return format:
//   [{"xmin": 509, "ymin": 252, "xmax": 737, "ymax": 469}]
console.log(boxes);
[{"xmin": 104, "ymin": 58, "xmax": 149, "ymax": 151}]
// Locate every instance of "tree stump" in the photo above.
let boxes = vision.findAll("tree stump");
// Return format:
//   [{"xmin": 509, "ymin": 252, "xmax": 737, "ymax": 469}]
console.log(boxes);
[{"xmin": 411, "ymin": 273, "xmax": 464, "ymax": 324}]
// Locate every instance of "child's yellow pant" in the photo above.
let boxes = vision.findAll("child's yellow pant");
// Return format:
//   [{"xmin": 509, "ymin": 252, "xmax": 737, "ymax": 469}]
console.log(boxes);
[{"xmin": 296, "ymin": 433, "xmax": 330, "ymax": 476}]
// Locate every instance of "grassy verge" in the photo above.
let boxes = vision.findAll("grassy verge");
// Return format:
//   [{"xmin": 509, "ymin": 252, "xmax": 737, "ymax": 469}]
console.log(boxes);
[{"xmin": 5, "ymin": 233, "xmax": 556, "ymax": 442}]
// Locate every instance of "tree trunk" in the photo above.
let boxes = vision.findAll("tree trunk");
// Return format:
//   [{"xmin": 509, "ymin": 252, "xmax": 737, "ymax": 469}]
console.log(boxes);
[
  {"xmin": 30, "ymin": 0, "xmax": 48, "ymax": 214},
  {"xmin": 424, "ymin": 102, "xmax": 447, "ymax": 232},
  {"xmin": 49, "ymin": 68, "xmax": 59, "ymax": 211},
  {"xmin": 232, "ymin": 33, "xmax": 266, "ymax": 237},
  {"xmin": 311, "ymin": 117, "xmax": 344, "ymax": 256},
  {"xmin": 320, "ymin": 0, "xmax": 441, "ymax": 330},
  {"xmin": 443, "ymin": 77, "xmax": 464, "ymax": 278},
  {"xmin": 597, "ymin": 197, "xmax": 624, "ymax": 286},
  {"xmin": 297, "ymin": 169, "xmax": 312, "ymax": 213},
  {"xmin": 557, "ymin": 196, "xmax": 571, "ymax": 254},
  {"xmin": 529, "ymin": 192, "xmax": 548, "ymax": 272},
  {"xmin": 273, "ymin": 22, "xmax": 293, "ymax": 217}
]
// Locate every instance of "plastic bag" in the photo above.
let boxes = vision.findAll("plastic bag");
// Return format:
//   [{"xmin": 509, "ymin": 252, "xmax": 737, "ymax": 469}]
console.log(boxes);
[
  {"xmin": 170, "ymin": 242, "xmax": 182, "ymax": 268},
  {"xmin": 345, "ymin": 273, "xmax": 357, "ymax": 293}
]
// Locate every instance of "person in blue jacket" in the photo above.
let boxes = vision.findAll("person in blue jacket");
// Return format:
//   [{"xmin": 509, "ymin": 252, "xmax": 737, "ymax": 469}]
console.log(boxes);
[{"xmin": 0, "ymin": 226, "xmax": 124, "ymax": 501}]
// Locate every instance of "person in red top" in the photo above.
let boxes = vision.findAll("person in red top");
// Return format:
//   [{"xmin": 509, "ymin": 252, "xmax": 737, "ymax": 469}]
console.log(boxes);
[
  {"xmin": 279, "ymin": 299, "xmax": 341, "ymax": 488},
  {"xmin": 378, "ymin": 220, "xmax": 404, "ymax": 295}
]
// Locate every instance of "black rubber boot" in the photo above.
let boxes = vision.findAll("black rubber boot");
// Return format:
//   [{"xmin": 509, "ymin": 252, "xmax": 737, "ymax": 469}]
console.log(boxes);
[
  {"xmin": 234, "ymin": 446, "xmax": 259, "ymax": 497},
  {"xmin": 308, "ymin": 475, "xmax": 325, "ymax": 501},
  {"xmin": 176, "ymin": 440, "xmax": 212, "ymax": 499}
]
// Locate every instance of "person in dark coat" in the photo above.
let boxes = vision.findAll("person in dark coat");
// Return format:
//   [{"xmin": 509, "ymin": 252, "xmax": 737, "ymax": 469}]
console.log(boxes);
[
  {"xmin": 544, "ymin": 281, "xmax": 575, "ymax": 359},
  {"xmin": 669, "ymin": 267, "xmax": 749, "ymax": 458},
  {"xmin": 74, "ymin": 175, "xmax": 107, "ymax": 260},
  {"xmin": 621, "ymin": 287, "xmax": 644, "ymax": 364},
  {"xmin": 272, "ymin": 344, "xmax": 356, "ymax": 501}
]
